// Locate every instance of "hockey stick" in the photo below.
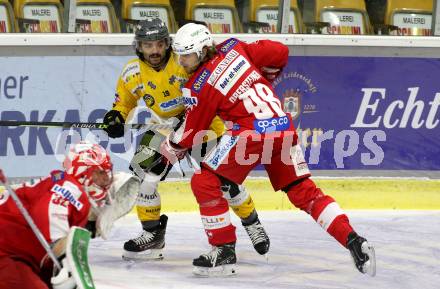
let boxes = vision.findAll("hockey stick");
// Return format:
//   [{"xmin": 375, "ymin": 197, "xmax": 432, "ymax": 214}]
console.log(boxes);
[
  {"xmin": 0, "ymin": 120, "xmax": 174, "ymax": 130},
  {"xmin": 0, "ymin": 169, "xmax": 62, "ymax": 270}
]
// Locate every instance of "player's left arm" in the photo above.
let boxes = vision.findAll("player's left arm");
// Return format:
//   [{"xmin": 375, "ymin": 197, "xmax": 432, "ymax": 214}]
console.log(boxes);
[
  {"xmin": 171, "ymin": 88, "xmax": 220, "ymax": 149},
  {"xmin": 242, "ymin": 40, "xmax": 289, "ymax": 81}
]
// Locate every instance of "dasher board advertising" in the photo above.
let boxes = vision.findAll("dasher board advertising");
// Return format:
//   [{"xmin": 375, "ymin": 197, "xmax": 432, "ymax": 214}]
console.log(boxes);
[{"xmin": 274, "ymin": 56, "xmax": 440, "ymax": 170}]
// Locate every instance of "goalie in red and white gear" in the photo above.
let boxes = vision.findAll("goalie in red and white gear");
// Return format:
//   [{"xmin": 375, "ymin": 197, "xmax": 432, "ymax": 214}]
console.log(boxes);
[
  {"xmin": 63, "ymin": 141, "xmax": 140, "ymax": 240},
  {"xmin": 164, "ymin": 23, "xmax": 376, "ymax": 277},
  {"xmin": 63, "ymin": 141, "xmax": 114, "ymax": 207},
  {"xmin": 0, "ymin": 141, "xmax": 139, "ymax": 289}
]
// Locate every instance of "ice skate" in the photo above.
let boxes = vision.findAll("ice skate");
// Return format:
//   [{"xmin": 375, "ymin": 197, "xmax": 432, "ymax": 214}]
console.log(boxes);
[
  {"xmin": 243, "ymin": 219, "xmax": 270, "ymax": 256},
  {"xmin": 347, "ymin": 232, "xmax": 376, "ymax": 277},
  {"xmin": 122, "ymin": 215, "xmax": 168, "ymax": 261},
  {"xmin": 192, "ymin": 243, "xmax": 237, "ymax": 277}
]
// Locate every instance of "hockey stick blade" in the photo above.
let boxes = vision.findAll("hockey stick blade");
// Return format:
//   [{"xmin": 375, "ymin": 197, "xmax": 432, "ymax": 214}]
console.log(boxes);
[{"xmin": 0, "ymin": 120, "xmax": 173, "ymax": 130}]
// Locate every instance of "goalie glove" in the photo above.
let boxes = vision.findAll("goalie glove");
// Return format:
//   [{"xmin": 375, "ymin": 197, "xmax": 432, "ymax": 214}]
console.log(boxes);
[{"xmin": 96, "ymin": 172, "xmax": 140, "ymax": 239}]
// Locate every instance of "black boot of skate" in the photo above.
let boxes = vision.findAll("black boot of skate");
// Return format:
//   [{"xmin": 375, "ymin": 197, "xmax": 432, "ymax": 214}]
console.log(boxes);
[
  {"xmin": 192, "ymin": 243, "xmax": 237, "ymax": 276},
  {"xmin": 122, "ymin": 214, "xmax": 168, "ymax": 261},
  {"xmin": 347, "ymin": 232, "xmax": 376, "ymax": 277},
  {"xmin": 243, "ymin": 218, "xmax": 270, "ymax": 256}
]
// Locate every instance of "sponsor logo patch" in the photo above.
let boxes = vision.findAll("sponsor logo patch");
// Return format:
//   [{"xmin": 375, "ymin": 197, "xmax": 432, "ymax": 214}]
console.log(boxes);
[
  {"xmin": 214, "ymin": 56, "xmax": 250, "ymax": 95},
  {"xmin": 183, "ymin": 96, "xmax": 197, "ymax": 106},
  {"xmin": 122, "ymin": 62, "xmax": 140, "ymax": 82},
  {"xmin": 147, "ymin": 81, "xmax": 156, "ymax": 90},
  {"xmin": 290, "ymin": 145, "xmax": 310, "ymax": 177},
  {"xmin": 192, "ymin": 68, "xmax": 211, "ymax": 92},
  {"xmin": 219, "ymin": 38, "xmax": 238, "ymax": 54},
  {"xmin": 159, "ymin": 97, "xmax": 183, "ymax": 111},
  {"xmin": 231, "ymin": 123, "xmax": 240, "ymax": 131},
  {"xmin": 253, "ymin": 115, "xmax": 290, "ymax": 133},
  {"xmin": 51, "ymin": 184, "xmax": 83, "ymax": 210},
  {"xmin": 51, "ymin": 171, "xmax": 65, "ymax": 182},
  {"xmin": 114, "ymin": 93, "xmax": 121, "ymax": 103},
  {"xmin": 208, "ymin": 49, "xmax": 239, "ymax": 85},
  {"xmin": 204, "ymin": 135, "xmax": 239, "ymax": 170},
  {"xmin": 168, "ymin": 75, "xmax": 177, "ymax": 85},
  {"xmin": 201, "ymin": 211, "xmax": 231, "ymax": 230}
]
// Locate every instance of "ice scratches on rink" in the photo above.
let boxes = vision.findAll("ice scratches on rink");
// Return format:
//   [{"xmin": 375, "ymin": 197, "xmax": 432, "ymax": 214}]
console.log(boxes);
[{"xmin": 89, "ymin": 211, "xmax": 440, "ymax": 289}]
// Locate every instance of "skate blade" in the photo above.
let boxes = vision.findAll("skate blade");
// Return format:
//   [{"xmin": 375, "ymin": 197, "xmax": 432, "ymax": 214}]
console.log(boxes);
[
  {"xmin": 122, "ymin": 249, "xmax": 164, "ymax": 261},
  {"xmin": 192, "ymin": 264, "xmax": 237, "ymax": 277},
  {"xmin": 361, "ymin": 242, "xmax": 376, "ymax": 277}
]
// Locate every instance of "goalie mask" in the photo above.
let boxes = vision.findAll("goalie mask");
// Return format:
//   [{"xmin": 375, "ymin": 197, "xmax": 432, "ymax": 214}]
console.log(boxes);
[{"xmin": 63, "ymin": 141, "xmax": 113, "ymax": 207}]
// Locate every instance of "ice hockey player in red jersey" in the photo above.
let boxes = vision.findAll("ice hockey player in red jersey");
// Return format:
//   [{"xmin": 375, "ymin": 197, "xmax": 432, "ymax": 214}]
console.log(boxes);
[
  {"xmin": 0, "ymin": 141, "xmax": 113, "ymax": 289},
  {"xmin": 161, "ymin": 23, "xmax": 376, "ymax": 277}
]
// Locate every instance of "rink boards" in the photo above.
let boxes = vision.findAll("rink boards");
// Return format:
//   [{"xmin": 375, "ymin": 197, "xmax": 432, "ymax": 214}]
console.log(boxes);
[{"xmin": 3, "ymin": 177, "xmax": 438, "ymax": 210}]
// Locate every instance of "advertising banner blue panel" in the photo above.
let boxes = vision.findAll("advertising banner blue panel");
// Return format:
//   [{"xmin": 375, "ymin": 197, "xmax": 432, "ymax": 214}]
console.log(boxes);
[
  {"xmin": 1, "ymin": 55, "xmax": 439, "ymax": 177},
  {"xmin": 0, "ymin": 56, "xmax": 146, "ymax": 177},
  {"xmin": 273, "ymin": 56, "xmax": 440, "ymax": 170}
]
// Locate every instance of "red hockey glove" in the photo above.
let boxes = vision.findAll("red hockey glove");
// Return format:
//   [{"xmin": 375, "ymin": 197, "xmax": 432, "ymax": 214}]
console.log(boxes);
[{"xmin": 261, "ymin": 66, "xmax": 282, "ymax": 82}]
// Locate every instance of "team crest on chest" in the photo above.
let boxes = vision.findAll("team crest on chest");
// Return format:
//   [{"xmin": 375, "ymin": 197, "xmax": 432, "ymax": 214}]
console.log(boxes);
[{"xmin": 143, "ymin": 94, "xmax": 155, "ymax": 107}]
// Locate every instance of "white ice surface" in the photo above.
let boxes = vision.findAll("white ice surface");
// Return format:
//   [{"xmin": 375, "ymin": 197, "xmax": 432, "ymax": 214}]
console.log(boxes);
[{"xmin": 89, "ymin": 211, "xmax": 440, "ymax": 289}]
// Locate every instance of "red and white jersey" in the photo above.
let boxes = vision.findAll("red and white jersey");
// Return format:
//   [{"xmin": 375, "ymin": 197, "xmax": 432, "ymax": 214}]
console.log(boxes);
[
  {"xmin": 0, "ymin": 170, "xmax": 91, "ymax": 273},
  {"xmin": 172, "ymin": 38, "xmax": 291, "ymax": 148}
]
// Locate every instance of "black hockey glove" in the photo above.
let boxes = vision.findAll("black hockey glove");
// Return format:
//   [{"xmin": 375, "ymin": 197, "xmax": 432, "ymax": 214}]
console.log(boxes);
[
  {"xmin": 85, "ymin": 220, "xmax": 97, "ymax": 238},
  {"xmin": 103, "ymin": 110, "xmax": 125, "ymax": 138}
]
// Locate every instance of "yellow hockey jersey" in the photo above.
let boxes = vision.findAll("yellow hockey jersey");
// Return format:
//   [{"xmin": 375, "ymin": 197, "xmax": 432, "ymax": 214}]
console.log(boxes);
[{"xmin": 112, "ymin": 52, "xmax": 224, "ymax": 138}]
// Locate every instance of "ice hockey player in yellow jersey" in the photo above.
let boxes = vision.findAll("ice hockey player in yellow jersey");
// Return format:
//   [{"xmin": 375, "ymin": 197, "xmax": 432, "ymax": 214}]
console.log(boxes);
[{"xmin": 102, "ymin": 19, "xmax": 270, "ymax": 260}]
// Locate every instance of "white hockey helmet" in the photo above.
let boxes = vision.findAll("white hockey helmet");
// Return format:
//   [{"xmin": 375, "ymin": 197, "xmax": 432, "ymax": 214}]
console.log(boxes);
[{"xmin": 172, "ymin": 23, "xmax": 213, "ymax": 58}]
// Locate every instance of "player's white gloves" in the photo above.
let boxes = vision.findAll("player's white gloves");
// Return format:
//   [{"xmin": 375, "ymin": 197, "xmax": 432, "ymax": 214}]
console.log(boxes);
[
  {"xmin": 160, "ymin": 134, "xmax": 187, "ymax": 164},
  {"xmin": 51, "ymin": 258, "xmax": 76, "ymax": 289}
]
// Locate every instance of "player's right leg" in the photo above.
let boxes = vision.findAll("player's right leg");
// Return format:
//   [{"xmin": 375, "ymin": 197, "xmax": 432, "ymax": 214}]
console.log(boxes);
[
  {"xmin": 191, "ymin": 134, "xmax": 262, "ymax": 276},
  {"xmin": 193, "ymin": 135, "xmax": 270, "ymax": 256},
  {"xmin": 266, "ymin": 137, "xmax": 376, "ymax": 276},
  {"xmin": 190, "ymin": 168, "xmax": 238, "ymax": 276}
]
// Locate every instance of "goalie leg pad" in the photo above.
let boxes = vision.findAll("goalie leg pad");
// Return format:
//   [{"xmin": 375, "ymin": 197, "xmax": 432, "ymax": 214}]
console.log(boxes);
[{"xmin": 62, "ymin": 227, "xmax": 95, "ymax": 289}]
